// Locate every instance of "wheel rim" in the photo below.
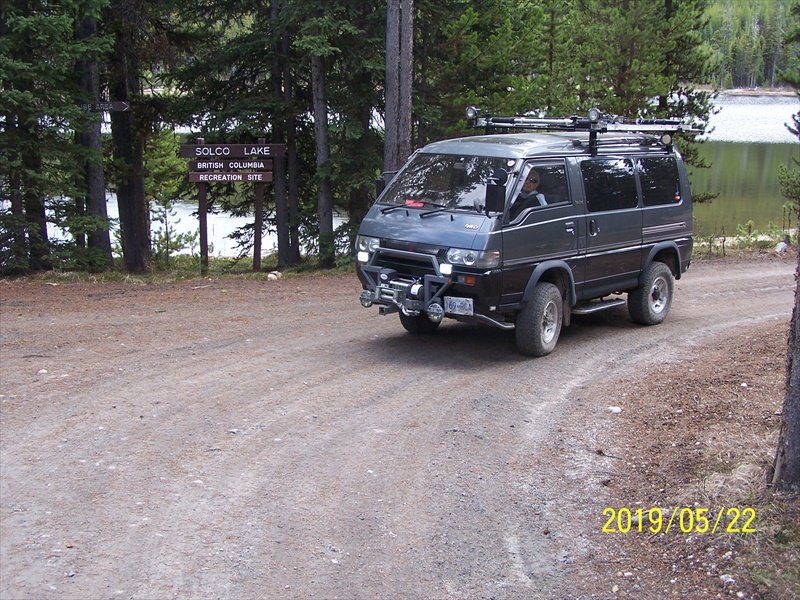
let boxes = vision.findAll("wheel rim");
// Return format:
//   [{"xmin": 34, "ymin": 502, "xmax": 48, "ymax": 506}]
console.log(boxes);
[
  {"xmin": 650, "ymin": 276, "xmax": 668, "ymax": 313},
  {"xmin": 541, "ymin": 300, "xmax": 558, "ymax": 344}
]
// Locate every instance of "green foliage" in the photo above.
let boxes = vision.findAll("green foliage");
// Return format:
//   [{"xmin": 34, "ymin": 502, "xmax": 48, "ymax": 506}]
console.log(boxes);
[
  {"xmin": 778, "ymin": 4, "xmax": 799, "ymax": 218},
  {"xmin": 779, "ymin": 161, "xmax": 800, "ymax": 207},
  {"xmin": 704, "ymin": 0, "xmax": 797, "ymax": 88},
  {"xmin": 0, "ymin": 0, "xmax": 113, "ymax": 273},
  {"xmin": 4, "ymin": 0, "xmax": 794, "ymax": 274},
  {"xmin": 779, "ymin": 110, "xmax": 800, "ymax": 214},
  {"xmin": 144, "ymin": 128, "xmax": 198, "ymax": 266}
]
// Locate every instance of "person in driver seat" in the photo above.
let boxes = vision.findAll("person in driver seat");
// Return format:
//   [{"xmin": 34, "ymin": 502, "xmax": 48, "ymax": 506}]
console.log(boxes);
[{"xmin": 510, "ymin": 169, "xmax": 546, "ymax": 219}]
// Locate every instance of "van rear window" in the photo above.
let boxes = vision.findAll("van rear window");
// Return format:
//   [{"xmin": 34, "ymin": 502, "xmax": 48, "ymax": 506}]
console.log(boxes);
[
  {"xmin": 638, "ymin": 156, "xmax": 681, "ymax": 206},
  {"xmin": 581, "ymin": 159, "xmax": 638, "ymax": 212}
]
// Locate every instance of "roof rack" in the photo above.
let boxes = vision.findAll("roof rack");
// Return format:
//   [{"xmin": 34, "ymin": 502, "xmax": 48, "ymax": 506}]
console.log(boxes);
[{"xmin": 465, "ymin": 106, "xmax": 701, "ymax": 155}]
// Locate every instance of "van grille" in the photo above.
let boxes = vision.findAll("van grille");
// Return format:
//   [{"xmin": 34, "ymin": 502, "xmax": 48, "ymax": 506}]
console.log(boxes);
[{"xmin": 372, "ymin": 246, "xmax": 444, "ymax": 277}]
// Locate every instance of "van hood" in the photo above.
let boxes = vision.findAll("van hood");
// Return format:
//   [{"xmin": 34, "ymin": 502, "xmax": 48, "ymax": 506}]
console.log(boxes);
[{"xmin": 359, "ymin": 205, "xmax": 498, "ymax": 250}]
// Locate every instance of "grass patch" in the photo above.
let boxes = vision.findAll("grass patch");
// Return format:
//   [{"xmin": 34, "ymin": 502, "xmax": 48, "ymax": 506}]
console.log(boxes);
[
  {"xmin": 5, "ymin": 253, "xmax": 357, "ymax": 285},
  {"xmin": 739, "ymin": 488, "xmax": 800, "ymax": 599},
  {"xmin": 694, "ymin": 220, "xmax": 796, "ymax": 257}
]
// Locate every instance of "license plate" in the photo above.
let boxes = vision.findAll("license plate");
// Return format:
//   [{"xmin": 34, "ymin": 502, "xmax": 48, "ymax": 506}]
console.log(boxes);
[{"xmin": 444, "ymin": 296, "xmax": 473, "ymax": 316}]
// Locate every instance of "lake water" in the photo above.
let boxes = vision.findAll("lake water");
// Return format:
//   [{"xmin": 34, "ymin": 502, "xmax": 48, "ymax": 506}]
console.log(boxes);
[
  {"xmin": 106, "ymin": 93, "xmax": 798, "ymax": 255},
  {"xmin": 107, "ymin": 199, "xmax": 256, "ymax": 258},
  {"xmin": 691, "ymin": 93, "xmax": 798, "ymax": 235}
]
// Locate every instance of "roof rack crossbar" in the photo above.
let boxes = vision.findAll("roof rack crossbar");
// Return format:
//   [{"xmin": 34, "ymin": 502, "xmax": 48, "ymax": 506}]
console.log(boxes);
[{"xmin": 465, "ymin": 106, "xmax": 701, "ymax": 155}]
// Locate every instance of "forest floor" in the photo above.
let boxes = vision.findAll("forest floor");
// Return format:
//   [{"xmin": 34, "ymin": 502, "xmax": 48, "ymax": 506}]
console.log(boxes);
[
  {"xmin": 575, "ymin": 295, "xmax": 800, "ymax": 600},
  {"xmin": 0, "ymin": 251, "xmax": 798, "ymax": 599}
]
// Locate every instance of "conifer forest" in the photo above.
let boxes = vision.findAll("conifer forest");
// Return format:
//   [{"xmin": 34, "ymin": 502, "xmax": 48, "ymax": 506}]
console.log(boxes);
[{"xmin": 1, "ymin": 0, "xmax": 798, "ymax": 273}]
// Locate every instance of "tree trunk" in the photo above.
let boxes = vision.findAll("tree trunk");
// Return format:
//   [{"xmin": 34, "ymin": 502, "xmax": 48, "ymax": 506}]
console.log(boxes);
[
  {"xmin": 22, "ymin": 131, "xmax": 49, "ymax": 271},
  {"xmin": 311, "ymin": 54, "xmax": 334, "ymax": 269},
  {"xmin": 5, "ymin": 112, "xmax": 29, "ymax": 272},
  {"xmin": 109, "ymin": 20, "xmax": 150, "ymax": 273},
  {"xmin": 284, "ymin": 31, "xmax": 301, "ymax": 265},
  {"xmin": 8, "ymin": 2, "xmax": 50, "ymax": 272},
  {"xmin": 771, "ymin": 247, "xmax": 800, "ymax": 489},
  {"xmin": 397, "ymin": 0, "xmax": 413, "ymax": 163},
  {"xmin": 270, "ymin": 0, "xmax": 290, "ymax": 269},
  {"xmin": 384, "ymin": 0, "xmax": 400, "ymax": 172},
  {"xmin": 76, "ymin": 15, "xmax": 113, "ymax": 269},
  {"xmin": 287, "ymin": 112, "xmax": 301, "ymax": 265}
]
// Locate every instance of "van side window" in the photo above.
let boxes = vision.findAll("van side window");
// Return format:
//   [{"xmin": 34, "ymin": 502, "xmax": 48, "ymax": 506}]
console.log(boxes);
[
  {"xmin": 581, "ymin": 158, "xmax": 637, "ymax": 212},
  {"xmin": 509, "ymin": 161, "xmax": 569, "ymax": 221},
  {"xmin": 638, "ymin": 156, "xmax": 681, "ymax": 206}
]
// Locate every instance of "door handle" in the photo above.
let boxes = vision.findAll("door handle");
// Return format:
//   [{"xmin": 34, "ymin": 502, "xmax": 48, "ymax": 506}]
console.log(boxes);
[{"xmin": 589, "ymin": 219, "xmax": 600, "ymax": 236}]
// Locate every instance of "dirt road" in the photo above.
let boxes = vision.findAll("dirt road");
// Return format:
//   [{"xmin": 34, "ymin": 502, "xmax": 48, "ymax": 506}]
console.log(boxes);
[{"xmin": 0, "ymin": 255, "xmax": 796, "ymax": 600}]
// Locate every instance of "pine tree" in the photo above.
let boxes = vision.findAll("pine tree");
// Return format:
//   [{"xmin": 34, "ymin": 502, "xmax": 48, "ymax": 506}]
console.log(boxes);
[
  {"xmin": 1, "ymin": 0, "xmax": 111, "ymax": 273},
  {"xmin": 771, "ymin": 0, "xmax": 800, "ymax": 490}
]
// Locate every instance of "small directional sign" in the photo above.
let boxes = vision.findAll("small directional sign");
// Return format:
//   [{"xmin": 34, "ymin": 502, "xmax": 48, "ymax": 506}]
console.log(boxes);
[
  {"xmin": 188, "ymin": 172, "xmax": 274, "ymax": 183},
  {"xmin": 82, "ymin": 101, "xmax": 130, "ymax": 112}
]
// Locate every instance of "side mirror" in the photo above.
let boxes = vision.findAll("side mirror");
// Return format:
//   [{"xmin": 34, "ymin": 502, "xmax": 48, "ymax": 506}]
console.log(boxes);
[
  {"xmin": 484, "ymin": 168, "xmax": 508, "ymax": 215},
  {"xmin": 490, "ymin": 167, "xmax": 509, "ymax": 186},
  {"xmin": 375, "ymin": 170, "xmax": 398, "ymax": 198}
]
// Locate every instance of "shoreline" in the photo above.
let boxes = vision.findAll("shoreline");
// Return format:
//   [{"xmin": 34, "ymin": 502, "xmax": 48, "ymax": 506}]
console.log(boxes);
[{"xmin": 714, "ymin": 87, "xmax": 797, "ymax": 97}]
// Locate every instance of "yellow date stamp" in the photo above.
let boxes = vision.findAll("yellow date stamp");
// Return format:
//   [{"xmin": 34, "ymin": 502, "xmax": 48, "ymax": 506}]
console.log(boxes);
[{"xmin": 601, "ymin": 507, "xmax": 757, "ymax": 534}]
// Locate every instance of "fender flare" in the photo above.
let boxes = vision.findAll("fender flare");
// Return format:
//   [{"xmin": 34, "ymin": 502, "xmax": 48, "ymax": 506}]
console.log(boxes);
[
  {"xmin": 522, "ymin": 260, "xmax": 577, "ymax": 306},
  {"xmin": 644, "ymin": 241, "xmax": 682, "ymax": 280}
]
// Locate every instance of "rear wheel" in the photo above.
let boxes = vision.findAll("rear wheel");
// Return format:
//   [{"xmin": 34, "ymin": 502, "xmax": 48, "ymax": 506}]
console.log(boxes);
[
  {"xmin": 399, "ymin": 311, "xmax": 440, "ymax": 334},
  {"xmin": 628, "ymin": 261, "xmax": 674, "ymax": 325},
  {"xmin": 515, "ymin": 282, "xmax": 563, "ymax": 357}
]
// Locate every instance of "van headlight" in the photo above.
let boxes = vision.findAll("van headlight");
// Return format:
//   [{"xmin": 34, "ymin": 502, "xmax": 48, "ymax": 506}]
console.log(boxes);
[
  {"xmin": 445, "ymin": 248, "xmax": 500, "ymax": 269},
  {"xmin": 356, "ymin": 234, "xmax": 380, "ymax": 256},
  {"xmin": 356, "ymin": 236, "xmax": 380, "ymax": 263}
]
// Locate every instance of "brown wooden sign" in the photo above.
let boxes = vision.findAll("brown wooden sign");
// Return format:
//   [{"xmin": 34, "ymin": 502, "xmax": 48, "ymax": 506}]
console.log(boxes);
[
  {"xmin": 188, "ymin": 172, "xmax": 274, "ymax": 183},
  {"xmin": 188, "ymin": 159, "xmax": 273, "ymax": 171},
  {"xmin": 180, "ymin": 143, "xmax": 286, "ymax": 158},
  {"xmin": 182, "ymin": 138, "xmax": 284, "ymax": 274}
]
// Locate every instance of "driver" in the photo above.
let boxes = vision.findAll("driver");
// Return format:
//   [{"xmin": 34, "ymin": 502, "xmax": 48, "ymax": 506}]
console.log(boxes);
[{"xmin": 510, "ymin": 169, "xmax": 546, "ymax": 219}]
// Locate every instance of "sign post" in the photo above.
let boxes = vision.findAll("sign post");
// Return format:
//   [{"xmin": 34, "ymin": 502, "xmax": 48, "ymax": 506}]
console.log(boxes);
[
  {"xmin": 195, "ymin": 138, "xmax": 209, "ymax": 274},
  {"xmin": 180, "ymin": 139, "xmax": 285, "ymax": 272},
  {"xmin": 253, "ymin": 138, "xmax": 266, "ymax": 271}
]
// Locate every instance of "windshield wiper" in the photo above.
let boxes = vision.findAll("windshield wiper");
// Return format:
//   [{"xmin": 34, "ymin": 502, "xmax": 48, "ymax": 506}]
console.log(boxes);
[{"xmin": 420, "ymin": 206, "xmax": 451, "ymax": 218}]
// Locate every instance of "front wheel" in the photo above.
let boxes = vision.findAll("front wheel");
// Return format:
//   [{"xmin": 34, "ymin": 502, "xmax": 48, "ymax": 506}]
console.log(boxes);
[
  {"xmin": 515, "ymin": 282, "xmax": 563, "ymax": 357},
  {"xmin": 399, "ymin": 311, "xmax": 441, "ymax": 334},
  {"xmin": 628, "ymin": 261, "xmax": 674, "ymax": 325}
]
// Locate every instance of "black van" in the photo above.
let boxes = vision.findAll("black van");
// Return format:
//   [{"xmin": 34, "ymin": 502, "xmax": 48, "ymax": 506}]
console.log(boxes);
[{"xmin": 356, "ymin": 109, "xmax": 697, "ymax": 356}]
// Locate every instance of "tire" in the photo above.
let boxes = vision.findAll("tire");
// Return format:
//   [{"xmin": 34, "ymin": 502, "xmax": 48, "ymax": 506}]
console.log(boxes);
[
  {"xmin": 628, "ymin": 261, "xmax": 674, "ymax": 325},
  {"xmin": 515, "ymin": 282, "xmax": 563, "ymax": 357},
  {"xmin": 399, "ymin": 311, "xmax": 441, "ymax": 334}
]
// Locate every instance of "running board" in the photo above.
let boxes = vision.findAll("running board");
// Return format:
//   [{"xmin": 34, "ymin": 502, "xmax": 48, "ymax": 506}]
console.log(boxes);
[
  {"xmin": 571, "ymin": 298, "xmax": 626, "ymax": 315},
  {"xmin": 472, "ymin": 313, "xmax": 515, "ymax": 330}
]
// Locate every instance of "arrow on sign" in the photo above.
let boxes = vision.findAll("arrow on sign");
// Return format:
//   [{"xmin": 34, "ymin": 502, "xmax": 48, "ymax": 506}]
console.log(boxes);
[{"xmin": 81, "ymin": 101, "xmax": 131, "ymax": 112}]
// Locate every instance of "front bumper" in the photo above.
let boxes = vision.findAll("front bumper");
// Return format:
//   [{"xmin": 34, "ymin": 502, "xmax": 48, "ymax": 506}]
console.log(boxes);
[
  {"xmin": 357, "ymin": 247, "xmax": 513, "ymax": 330},
  {"xmin": 357, "ymin": 248, "xmax": 451, "ymax": 316}
]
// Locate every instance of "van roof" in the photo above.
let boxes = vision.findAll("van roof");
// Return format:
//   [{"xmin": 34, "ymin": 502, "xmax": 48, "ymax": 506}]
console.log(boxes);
[{"xmin": 420, "ymin": 132, "xmax": 671, "ymax": 160}]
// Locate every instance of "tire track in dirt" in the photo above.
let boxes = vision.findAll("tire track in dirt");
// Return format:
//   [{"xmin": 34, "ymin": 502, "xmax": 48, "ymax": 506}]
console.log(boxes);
[{"xmin": 0, "ymin": 256, "xmax": 795, "ymax": 599}]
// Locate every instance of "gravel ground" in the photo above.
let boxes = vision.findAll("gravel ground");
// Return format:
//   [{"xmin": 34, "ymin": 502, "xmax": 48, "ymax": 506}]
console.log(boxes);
[{"xmin": 0, "ymin": 252, "xmax": 797, "ymax": 600}]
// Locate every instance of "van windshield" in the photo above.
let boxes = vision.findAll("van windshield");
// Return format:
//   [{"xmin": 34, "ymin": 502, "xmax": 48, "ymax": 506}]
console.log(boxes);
[{"xmin": 380, "ymin": 153, "xmax": 510, "ymax": 210}]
